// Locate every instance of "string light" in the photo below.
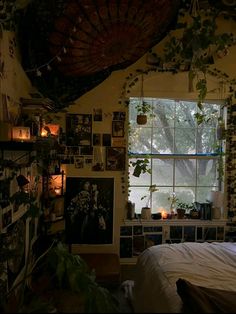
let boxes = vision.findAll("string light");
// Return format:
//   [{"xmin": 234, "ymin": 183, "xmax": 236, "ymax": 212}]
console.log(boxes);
[{"xmin": 25, "ymin": 22, "xmax": 79, "ymax": 76}]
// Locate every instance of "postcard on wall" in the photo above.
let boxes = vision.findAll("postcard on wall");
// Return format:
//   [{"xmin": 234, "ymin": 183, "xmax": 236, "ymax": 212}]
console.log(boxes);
[
  {"xmin": 112, "ymin": 121, "xmax": 124, "ymax": 137},
  {"xmin": 113, "ymin": 111, "xmax": 126, "ymax": 121},
  {"xmin": 66, "ymin": 114, "xmax": 92, "ymax": 146},
  {"xmin": 106, "ymin": 147, "xmax": 125, "ymax": 171},
  {"xmin": 112, "ymin": 137, "xmax": 126, "ymax": 147},
  {"xmin": 65, "ymin": 177, "xmax": 114, "ymax": 244}
]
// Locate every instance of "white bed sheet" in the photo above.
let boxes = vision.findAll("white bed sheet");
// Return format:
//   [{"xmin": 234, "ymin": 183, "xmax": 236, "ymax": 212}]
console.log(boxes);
[{"xmin": 132, "ymin": 242, "xmax": 236, "ymax": 313}]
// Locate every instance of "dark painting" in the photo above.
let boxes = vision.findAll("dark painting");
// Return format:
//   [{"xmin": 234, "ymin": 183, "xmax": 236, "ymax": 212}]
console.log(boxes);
[{"xmin": 65, "ymin": 177, "xmax": 114, "ymax": 244}]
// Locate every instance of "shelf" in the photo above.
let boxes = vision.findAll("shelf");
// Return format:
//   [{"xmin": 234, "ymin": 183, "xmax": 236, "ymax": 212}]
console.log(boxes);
[
  {"xmin": 122, "ymin": 218, "xmax": 228, "ymax": 226},
  {"xmin": 0, "ymin": 141, "xmax": 35, "ymax": 150}
]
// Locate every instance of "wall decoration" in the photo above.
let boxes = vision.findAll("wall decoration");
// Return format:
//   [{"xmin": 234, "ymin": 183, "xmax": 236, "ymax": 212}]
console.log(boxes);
[
  {"xmin": 93, "ymin": 108, "xmax": 103, "ymax": 121},
  {"xmin": 66, "ymin": 114, "xmax": 92, "ymax": 146},
  {"xmin": 80, "ymin": 146, "xmax": 93, "ymax": 156},
  {"xmin": 92, "ymin": 147, "xmax": 105, "ymax": 171},
  {"xmin": 102, "ymin": 134, "xmax": 111, "ymax": 146},
  {"xmin": 112, "ymin": 137, "xmax": 126, "ymax": 147},
  {"xmin": 113, "ymin": 111, "xmax": 126, "ymax": 121},
  {"xmin": 106, "ymin": 147, "xmax": 126, "ymax": 171},
  {"xmin": 12, "ymin": 126, "xmax": 31, "ymax": 141},
  {"xmin": 74, "ymin": 157, "xmax": 84, "ymax": 169},
  {"xmin": 112, "ymin": 121, "xmax": 124, "ymax": 137},
  {"xmin": 65, "ymin": 177, "xmax": 114, "ymax": 244},
  {"xmin": 93, "ymin": 133, "xmax": 102, "ymax": 146}
]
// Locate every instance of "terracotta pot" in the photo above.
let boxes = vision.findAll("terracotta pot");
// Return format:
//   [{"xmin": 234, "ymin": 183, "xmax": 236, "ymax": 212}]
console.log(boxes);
[{"xmin": 136, "ymin": 114, "xmax": 147, "ymax": 125}]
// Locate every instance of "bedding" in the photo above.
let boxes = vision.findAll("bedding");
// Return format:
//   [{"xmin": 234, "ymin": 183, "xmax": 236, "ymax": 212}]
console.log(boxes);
[{"xmin": 132, "ymin": 242, "xmax": 236, "ymax": 313}]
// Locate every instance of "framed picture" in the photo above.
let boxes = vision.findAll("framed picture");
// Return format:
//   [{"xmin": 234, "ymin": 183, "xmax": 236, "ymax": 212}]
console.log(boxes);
[
  {"xmin": 66, "ymin": 114, "xmax": 92, "ymax": 146},
  {"xmin": 65, "ymin": 177, "xmax": 114, "ymax": 244},
  {"xmin": 106, "ymin": 147, "xmax": 125, "ymax": 171},
  {"xmin": 113, "ymin": 111, "xmax": 126, "ymax": 121},
  {"xmin": 112, "ymin": 121, "xmax": 124, "ymax": 137}
]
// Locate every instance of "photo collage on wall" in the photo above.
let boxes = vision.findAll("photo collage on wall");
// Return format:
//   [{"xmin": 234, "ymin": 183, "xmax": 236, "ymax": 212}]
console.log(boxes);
[{"xmin": 61, "ymin": 111, "xmax": 126, "ymax": 171}]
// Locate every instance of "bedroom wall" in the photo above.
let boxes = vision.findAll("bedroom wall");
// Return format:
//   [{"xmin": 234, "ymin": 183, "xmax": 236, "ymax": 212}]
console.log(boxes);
[{"xmin": 1, "ymin": 15, "xmax": 236, "ymax": 255}]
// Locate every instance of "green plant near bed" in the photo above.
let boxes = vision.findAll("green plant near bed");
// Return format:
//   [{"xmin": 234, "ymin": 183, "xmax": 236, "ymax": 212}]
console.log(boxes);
[{"xmin": 2, "ymin": 241, "xmax": 119, "ymax": 313}]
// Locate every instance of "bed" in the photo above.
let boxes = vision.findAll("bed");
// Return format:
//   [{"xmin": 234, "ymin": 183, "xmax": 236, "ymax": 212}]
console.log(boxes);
[{"xmin": 131, "ymin": 242, "xmax": 236, "ymax": 313}]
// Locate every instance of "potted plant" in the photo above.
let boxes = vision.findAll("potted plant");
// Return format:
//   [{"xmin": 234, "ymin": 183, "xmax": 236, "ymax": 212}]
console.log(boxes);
[
  {"xmin": 176, "ymin": 201, "xmax": 193, "ymax": 219},
  {"xmin": 136, "ymin": 101, "xmax": 152, "ymax": 125},
  {"xmin": 140, "ymin": 184, "xmax": 158, "ymax": 219}
]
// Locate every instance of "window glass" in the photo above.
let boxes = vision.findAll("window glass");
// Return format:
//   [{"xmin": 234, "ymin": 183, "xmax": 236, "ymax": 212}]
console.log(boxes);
[{"xmin": 128, "ymin": 98, "xmax": 223, "ymax": 214}]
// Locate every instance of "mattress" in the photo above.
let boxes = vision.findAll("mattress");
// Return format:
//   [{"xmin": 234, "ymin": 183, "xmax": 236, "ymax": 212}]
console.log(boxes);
[{"xmin": 132, "ymin": 242, "xmax": 236, "ymax": 313}]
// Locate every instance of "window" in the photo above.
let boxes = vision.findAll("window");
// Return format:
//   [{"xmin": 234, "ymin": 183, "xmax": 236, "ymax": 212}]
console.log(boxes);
[{"xmin": 128, "ymin": 97, "xmax": 224, "ymax": 214}]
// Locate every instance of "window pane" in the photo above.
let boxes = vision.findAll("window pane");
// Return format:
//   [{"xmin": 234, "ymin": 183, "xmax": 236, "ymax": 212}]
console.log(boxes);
[
  {"xmin": 174, "ymin": 187, "xmax": 195, "ymax": 205},
  {"xmin": 152, "ymin": 128, "xmax": 174, "ymax": 153},
  {"xmin": 175, "ymin": 159, "xmax": 196, "ymax": 186},
  {"xmin": 197, "ymin": 159, "xmax": 218, "ymax": 187},
  {"xmin": 152, "ymin": 159, "xmax": 173, "ymax": 186},
  {"xmin": 129, "ymin": 127, "xmax": 152, "ymax": 154},
  {"xmin": 175, "ymin": 128, "xmax": 196, "ymax": 153},
  {"xmin": 152, "ymin": 187, "xmax": 173, "ymax": 212},
  {"xmin": 196, "ymin": 187, "xmax": 213, "ymax": 203},
  {"xmin": 175, "ymin": 101, "xmax": 197, "ymax": 127},
  {"xmin": 129, "ymin": 187, "xmax": 151, "ymax": 214},
  {"xmin": 196, "ymin": 127, "xmax": 217, "ymax": 153},
  {"xmin": 152, "ymin": 99, "xmax": 175, "ymax": 127}
]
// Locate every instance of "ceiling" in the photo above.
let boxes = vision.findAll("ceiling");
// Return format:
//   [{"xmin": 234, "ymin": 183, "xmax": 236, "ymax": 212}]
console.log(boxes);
[{"xmin": 2, "ymin": 0, "xmax": 236, "ymax": 110}]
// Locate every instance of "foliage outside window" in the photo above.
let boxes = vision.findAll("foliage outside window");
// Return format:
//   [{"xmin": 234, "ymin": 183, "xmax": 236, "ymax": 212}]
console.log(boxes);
[{"xmin": 128, "ymin": 97, "xmax": 224, "ymax": 214}]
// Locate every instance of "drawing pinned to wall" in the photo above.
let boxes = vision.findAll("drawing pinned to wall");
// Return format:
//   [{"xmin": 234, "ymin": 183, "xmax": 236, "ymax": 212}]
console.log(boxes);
[{"xmin": 65, "ymin": 177, "xmax": 114, "ymax": 244}]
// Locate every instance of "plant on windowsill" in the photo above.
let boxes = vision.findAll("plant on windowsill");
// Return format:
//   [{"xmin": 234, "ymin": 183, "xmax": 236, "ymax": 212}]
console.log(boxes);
[
  {"xmin": 176, "ymin": 201, "xmax": 194, "ymax": 219},
  {"xmin": 140, "ymin": 185, "xmax": 158, "ymax": 219}
]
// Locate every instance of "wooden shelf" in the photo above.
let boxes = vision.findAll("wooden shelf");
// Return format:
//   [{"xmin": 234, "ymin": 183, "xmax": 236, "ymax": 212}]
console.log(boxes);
[{"xmin": 0, "ymin": 141, "xmax": 35, "ymax": 150}]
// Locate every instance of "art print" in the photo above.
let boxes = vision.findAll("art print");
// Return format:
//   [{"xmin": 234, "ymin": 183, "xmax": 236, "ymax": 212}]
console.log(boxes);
[
  {"xmin": 66, "ymin": 114, "xmax": 92, "ymax": 146},
  {"xmin": 65, "ymin": 177, "xmax": 114, "ymax": 244}
]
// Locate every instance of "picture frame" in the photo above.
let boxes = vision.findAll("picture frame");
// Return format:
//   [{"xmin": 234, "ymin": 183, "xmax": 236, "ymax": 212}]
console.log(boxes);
[
  {"xmin": 65, "ymin": 177, "xmax": 114, "ymax": 244},
  {"xmin": 106, "ymin": 147, "xmax": 126, "ymax": 171},
  {"xmin": 112, "ymin": 121, "xmax": 124, "ymax": 137},
  {"xmin": 66, "ymin": 114, "xmax": 92, "ymax": 146}
]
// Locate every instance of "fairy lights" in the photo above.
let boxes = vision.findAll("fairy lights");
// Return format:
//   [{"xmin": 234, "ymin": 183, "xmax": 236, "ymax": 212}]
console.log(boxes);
[{"xmin": 24, "ymin": 19, "xmax": 80, "ymax": 77}]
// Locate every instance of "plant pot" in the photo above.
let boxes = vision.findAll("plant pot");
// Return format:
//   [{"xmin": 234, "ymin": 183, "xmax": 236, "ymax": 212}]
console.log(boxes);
[
  {"xmin": 136, "ymin": 114, "xmax": 147, "ymax": 125},
  {"xmin": 177, "ymin": 208, "xmax": 185, "ymax": 219},
  {"xmin": 141, "ymin": 207, "xmax": 151, "ymax": 219}
]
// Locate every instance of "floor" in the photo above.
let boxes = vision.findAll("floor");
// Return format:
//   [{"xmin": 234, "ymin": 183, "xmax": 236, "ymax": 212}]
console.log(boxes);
[{"xmin": 109, "ymin": 282, "xmax": 134, "ymax": 313}]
